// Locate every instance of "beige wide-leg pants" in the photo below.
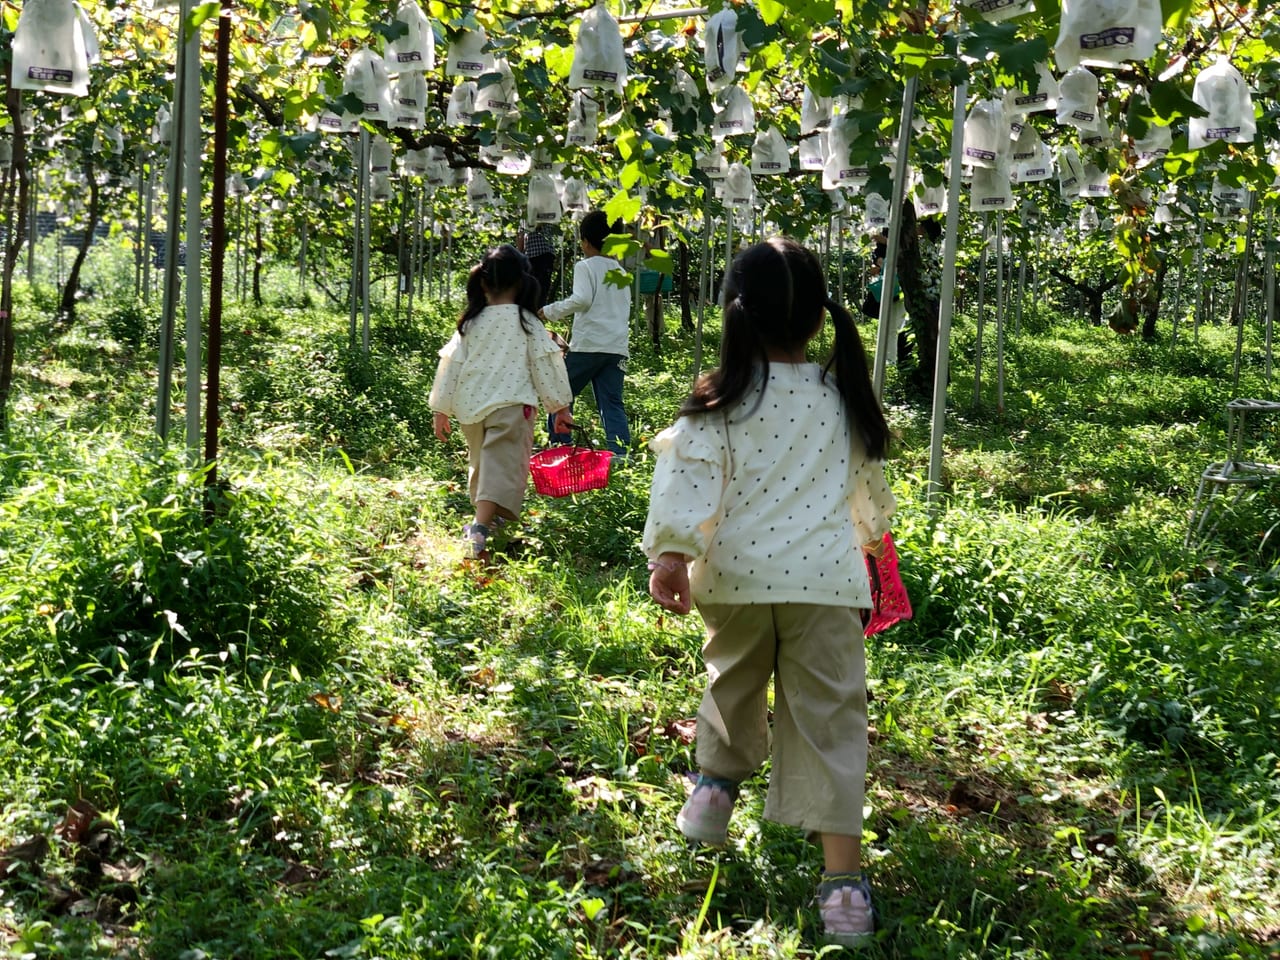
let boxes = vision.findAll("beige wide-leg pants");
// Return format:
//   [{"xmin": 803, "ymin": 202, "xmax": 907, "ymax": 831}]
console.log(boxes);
[
  {"xmin": 459, "ymin": 404, "xmax": 535, "ymax": 519},
  {"xmin": 694, "ymin": 602, "xmax": 868, "ymax": 837}
]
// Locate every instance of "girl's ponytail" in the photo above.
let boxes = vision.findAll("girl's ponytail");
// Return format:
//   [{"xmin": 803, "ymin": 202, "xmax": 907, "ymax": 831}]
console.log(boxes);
[
  {"xmin": 457, "ymin": 264, "xmax": 488, "ymax": 334},
  {"xmin": 457, "ymin": 244, "xmax": 536, "ymax": 334},
  {"xmin": 824, "ymin": 294, "xmax": 890, "ymax": 461}
]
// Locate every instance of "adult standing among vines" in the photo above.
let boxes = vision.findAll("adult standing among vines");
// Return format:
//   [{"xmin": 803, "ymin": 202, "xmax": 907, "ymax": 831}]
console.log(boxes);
[
  {"xmin": 893, "ymin": 201, "xmax": 943, "ymax": 401},
  {"xmin": 517, "ymin": 222, "xmax": 557, "ymax": 309}
]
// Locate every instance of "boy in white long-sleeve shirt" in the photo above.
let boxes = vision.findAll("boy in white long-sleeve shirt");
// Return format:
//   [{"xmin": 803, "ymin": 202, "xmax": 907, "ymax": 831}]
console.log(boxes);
[{"xmin": 538, "ymin": 210, "xmax": 632, "ymax": 454}]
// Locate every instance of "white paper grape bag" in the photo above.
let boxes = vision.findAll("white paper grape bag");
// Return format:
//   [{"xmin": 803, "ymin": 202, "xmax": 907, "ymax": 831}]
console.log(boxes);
[
  {"xmin": 369, "ymin": 136, "xmax": 393, "ymax": 175},
  {"xmin": 1054, "ymin": 0, "xmax": 1160, "ymax": 70},
  {"xmin": 153, "ymin": 104, "xmax": 172, "ymax": 144},
  {"xmin": 344, "ymin": 48, "xmax": 393, "ymax": 119},
  {"xmin": 1188, "ymin": 57, "xmax": 1255, "ymax": 150},
  {"xmin": 696, "ymin": 142, "xmax": 730, "ymax": 179},
  {"xmin": 12, "ymin": 0, "xmax": 91, "ymax": 97},
  {"xmin": 466, "ymin": 169, "xmax": 495, "ymax": 207},
  {"xmin": 384, "ymin": 0, "xmax": 435, "ymax": 75},
  {"xmin": 1015, "ymin": 142, "xmax": 1054, "ymax": 182},
  {"xmin": 963, "ymin": 98, "xmax": 1008, "ymax": 168},
  {"xmin": 801, "ymin": 86, "xmax": 832, "ymax": 134},
  {"xmin": 864, "ymin": 192, "xmax": 890, "ymax": 232},
  {"xmin": 565, "ymin": 91, "xmax": 600, "ymax": 146},
  {"xmin": 527, "ymin": 173, "xmax": 562, "ymax": 225},
  {"xmin": 1055, "ymin": 66, "xmax": 1099, "ymax": 127},
  {"xmin": 446, "ymin": 27, "xmax": 493, "ymax": 78},
  {"xmin": 1212, "ymin": 176, "xmax": 1247, "ymax": 209},
  {"xmin": 562, "ymin": 177, "xmax": 590, "ymax": 212},
  {"xmin": 751, "ymin": 127, "xmax": 790, "ymax": 174},
  {"xmin": 1009, "ymin": 63, "xmax": 1059, "ymax": 114},
  {"xmin": 823, "ymin": 116, "xmax": 871, "ymax": 191},
  {"xmin": 447, "ymin": 81, "xmax": 478, "ymax": 126},
  {"xmin": 672, "ymin": 68, "xmax": 701, "ymax": 115},
  {"xmin": 1011, "ymin": 124, "xmax": 1043, "ymax": 163},
  {"xmin": 800, "ymin": 132, "xmax": 827, "ymax": 172},
  {"xmin": 391, "ymin": 72, "xmax": 427, "ymax": 130},
  {"xmin": 713, "ymin": 86, "xmax": 755, "ymax": 139},
  {"xmin": 1079, "ymin": 205, "xmax": 1100, "ymax": 234},
  {"xmin": 1133, "ymin": 117, "xmax": 1172, "ymax": 164},
  {"xmin": 1077, "ymin": 115, "xmax": 1111, "ymax": 149},
  {"xmin": 961, "ymin": 0, "xmax": 1035, "ymax": 22},
  {"xmin": 74, "ymin": 3, "xmax": 98, "ymax": 65},
  {"xmin": 1056, "ymin": 144, "xmax": 1085, "ymax": 197},
  {"xmin": 569, "ymin": 1, "xmax": 627, "ymax": 96},
  {"xmin": 476, "ymin": 57, "xmax": 519, "ymax": 117},
  {"xmin": 724, "ymin": 162, "xmax": 755, "ymax": 208},
  {"xmin": 971, "ymin": 160, "xmax": 1014, "ymax": 210},
  {"xmin": 1078, "ymin": 163, "xmax": 1110, "ymax": 198},
  {"xmin": 914, "ymin": 178, "xmax": 947, "ymax": 216},
  {"xmin": 703, "ymin": 9, "xmax": 741, "ymax": 95}
]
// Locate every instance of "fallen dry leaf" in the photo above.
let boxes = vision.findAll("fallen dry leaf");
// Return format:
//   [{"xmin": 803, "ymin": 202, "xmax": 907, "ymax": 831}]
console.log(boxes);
[
  {"xmin": 310, "ymin": 692, "xmax": 342, "ymax": 712},
  {"xmin": 663, "ymin": 718, "xmax": 697, "ymax": 745},
  {"xmin": 56, "ymin": 800, "xmax": 99, "ymax": 845}
]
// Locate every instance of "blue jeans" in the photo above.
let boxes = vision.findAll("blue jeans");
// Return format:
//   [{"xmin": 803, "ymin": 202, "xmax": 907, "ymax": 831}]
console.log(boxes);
[{"xmin": 548, "ymin": 351, "xmax": 630, "ymax": 454}]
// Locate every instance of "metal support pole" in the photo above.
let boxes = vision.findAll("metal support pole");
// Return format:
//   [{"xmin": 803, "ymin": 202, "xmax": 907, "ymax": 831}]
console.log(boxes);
[
  {"xmin": 26, "ymin": 166, "xmax": 36, "ymax": 284},
  {"xmin": 1016, "ymin": 222, "xmax": 1027, "ymax": 336},
  {"xmin": 836, "ymin": 213, "xmax": 846, "ymax": 304},
  {"xmin": 350, "ymin": 132, "xmax": 364, "ymax": 346},
  {"xmin": 135, "ymin": 151, "xmax": 144, "ymax": 299},
  {"xmin": 1259, "ymin": 225, "xmax": 1269, "ymax": 386},
  {"xmin": 927, "ymin": 78, "xmax": 967, "ymax": 502},
  {"xmin": 693, "ymin": 205, "xmax": 713, "ymax": 383},
  {"xmin": 995, "ymin": 212, "xmax": 1006, "ymax": 416},
  {"xmin": 182, "ymin": 10, "xmax": 204, "ymax": 459},
  {"xmin": 361, "ymin": 130, "xmax": 372, "ymax": 354},
  {"xmin": 872, "ymin": 73, "xmax": 919, "ymax": 398},
  {"xmin": 143, "ymin": 159, "xmax": 155, "ymax": 304},
  {"xmin": 974, "ymin": 214, "xmax": 989, "ymax": 407},
  {"xmin": 1193, "ymin": 218, "xmax": 1205, "ymax": 342}
]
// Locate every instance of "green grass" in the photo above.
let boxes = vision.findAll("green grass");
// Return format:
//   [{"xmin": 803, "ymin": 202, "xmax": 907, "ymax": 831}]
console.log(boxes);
[{"xmin": 1, "ymin": 263, "xmax": 1279, "ymax": 959}]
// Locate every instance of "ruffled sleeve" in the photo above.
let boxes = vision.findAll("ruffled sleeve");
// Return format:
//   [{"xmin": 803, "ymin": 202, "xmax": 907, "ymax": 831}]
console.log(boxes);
[
  {"xmin": 849, "ymin": 456, "xmax": 896, "ymax": 546},
  {"xmin": 428, "ymin": 333, "xmax": 465, "ymax": 418},
  {"xmin": 525, "ymin": 314, "xmax": 573, "ymax": 413},
  {"xmin": 642, "ymin": 418, "xmax": 727, "ymax": 561}
]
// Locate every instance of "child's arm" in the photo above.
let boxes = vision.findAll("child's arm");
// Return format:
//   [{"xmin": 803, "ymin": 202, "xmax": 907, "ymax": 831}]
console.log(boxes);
[
  {"xmin": 540, "ymin": 260, "xmax": 593, "ymax": 324},
  {"xmin": 527, "ymin": 314, "xmax": 574, "ymax": 415},
  {"xmin": 642, "ymin": 421, "xmax": 727, "ymax": 613},
  {"xmin": 648, "ymin": 553, "xmax": 692, "ymax": 615},
  {"xmin": 428, "ymin": 334, "xmax": 465, "ymax": 441},
  {"xmin": 849, "ymin": 455, "xmax": 896, "ymax": 546}
]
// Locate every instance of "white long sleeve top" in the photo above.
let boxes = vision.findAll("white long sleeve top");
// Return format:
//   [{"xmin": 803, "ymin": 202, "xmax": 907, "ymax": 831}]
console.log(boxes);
[
  {"xmin": 428, "ymin": 304, "xmax": 572, "ymax": 425},
  {"xmin": 642, "ymin": 363, "xmax": 896, "ymax": 608},
  {"xmin": 541, "ymin": 255, "xmax": 632, "ymax": 357}
]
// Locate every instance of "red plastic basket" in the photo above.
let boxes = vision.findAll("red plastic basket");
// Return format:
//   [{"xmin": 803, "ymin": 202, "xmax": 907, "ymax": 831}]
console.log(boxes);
[
  {"xmin": 530, "ymin": 445, "xmax": 613, "ymax": 497},
  {"xmin": 863, "ymin": 532, "xmax": 912, "ymax": 637}
]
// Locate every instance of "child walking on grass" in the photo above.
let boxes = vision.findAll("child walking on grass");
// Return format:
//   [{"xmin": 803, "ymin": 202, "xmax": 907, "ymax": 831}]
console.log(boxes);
[
  {"xmin": 538, "ymin": 210, "xmax": 633, "ymax": 455},
  {"xmin": 430, "ymin": 244, "xmax": 574, "ymax": 559},
  {"xmin": 642, "ymin": 237, "xmax": 896, "ymax": 946}
]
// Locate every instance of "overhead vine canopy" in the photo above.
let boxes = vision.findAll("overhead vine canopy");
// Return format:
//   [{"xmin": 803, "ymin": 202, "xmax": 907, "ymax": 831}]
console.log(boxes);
[{"xmin": 1, "ymin": 0, "xmax": 1277, "ymax": 241}]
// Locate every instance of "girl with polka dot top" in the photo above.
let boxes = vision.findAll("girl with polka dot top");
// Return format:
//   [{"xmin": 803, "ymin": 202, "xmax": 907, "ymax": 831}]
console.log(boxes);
[
  {"xmin": 430, "ymin": 245, "xmax": 574, "ymax": 559},
  {"xmin": 642, "ymin": 237, "xmax": 896, "ymax": 946}
]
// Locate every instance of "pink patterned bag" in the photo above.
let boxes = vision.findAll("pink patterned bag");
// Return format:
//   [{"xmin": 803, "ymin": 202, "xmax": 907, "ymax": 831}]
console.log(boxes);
[{"xmin": 863, "ymin": 532, "xmax": 912, "ymax": 637}]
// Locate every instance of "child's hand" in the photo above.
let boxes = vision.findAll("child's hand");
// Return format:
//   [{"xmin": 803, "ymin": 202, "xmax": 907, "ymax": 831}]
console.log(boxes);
[
  {"xmin": 551, "ymin": 408, "xmax": 574, "ymax": 435},
  {"xmin": 433, "ymin": 411, "xmax": 451, "ymax": 442},
  {"xmin": 648, "ymin": 555, "xmax": 691, "ymax": 615}
]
